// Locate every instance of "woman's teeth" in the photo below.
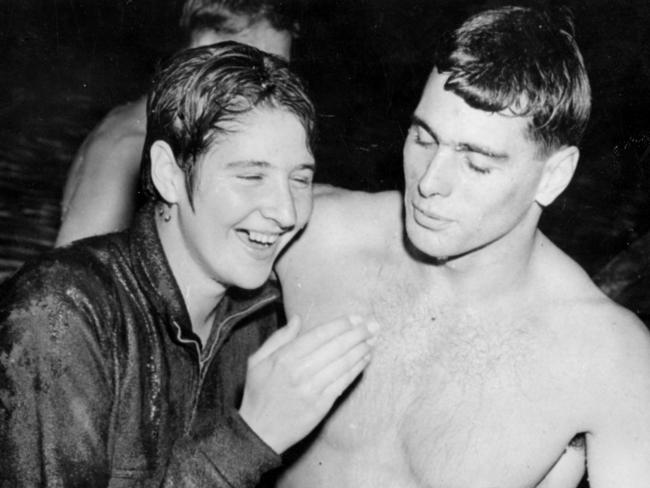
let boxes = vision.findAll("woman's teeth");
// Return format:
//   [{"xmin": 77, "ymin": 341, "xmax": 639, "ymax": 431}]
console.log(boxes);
[{"xmin": 247, "ymin": 231, "xmax": 279, "ymax": 246}]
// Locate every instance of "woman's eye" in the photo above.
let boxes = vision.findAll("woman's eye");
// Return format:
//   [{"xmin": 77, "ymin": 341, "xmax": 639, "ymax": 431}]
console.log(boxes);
[
  {"xmin": 290, "ymin": 168, "xmax": 314, "ymax": 186},
  {"xmin": 291, "ymin": 175, "xmax": 313, "ymax": 187}
]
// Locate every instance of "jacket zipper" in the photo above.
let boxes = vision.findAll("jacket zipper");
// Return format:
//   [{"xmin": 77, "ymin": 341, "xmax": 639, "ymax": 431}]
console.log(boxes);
[{"xmin": 180, "ymin": 295, "xmax": 277, "ymax": 433}]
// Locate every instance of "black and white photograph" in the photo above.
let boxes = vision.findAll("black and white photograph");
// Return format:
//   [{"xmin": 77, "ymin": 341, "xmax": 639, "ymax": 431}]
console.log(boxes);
[{"xmin": 1, "ymin": 0, "xmax": 649, "ymax": 486}]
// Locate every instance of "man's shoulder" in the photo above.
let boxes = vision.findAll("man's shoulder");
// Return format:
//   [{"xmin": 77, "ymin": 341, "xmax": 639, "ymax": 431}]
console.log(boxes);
[
  {"xmin": 313, "ymin": 184, "xmax": 401, "ymax": 207},
  {"xmin": 314, "ymin": 183, "xmax": 402, "ymax": 206},
  {"xmin": 77, "ymin": 98, "xmax": 147, "ymax": 162},
  {"xmin": 569, "ymin": 298, "xmax": 650, "ymax": 427},
  {"xmin": 310, "ymin": 185, "xmax": 402, "ymax": 240},
  {"xmin": 533, "ymin": 233, "xmax": 648, "ymax": 363},
  {"xmin": 543, "ymin": 263, "xmax": 650, "ymax": 389},
  {"xmin": 574, "ymin": 296, "xmax": 649, "ymax": 363},
  {"xmin": 539, "ymin": 240, "xmax": 650, "ymax": 474},
  {"xmin": 534, "ymin": 232, "xmax": 612, "ymax": 305},
  {"xmin": 530, "ymin": 245, "xmax": 650, "ymax": 415},
  {"xmin": 93, "ymin": 97, "xmax": 147, "ymax": 140},
  {"xmin": 277, "ymin": 186, "xmax": 403, "ymax": 276}
]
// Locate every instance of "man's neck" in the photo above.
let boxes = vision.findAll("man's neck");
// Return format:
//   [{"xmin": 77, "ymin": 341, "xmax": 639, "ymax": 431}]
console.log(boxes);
[{"xmin": 413, "ymin": 224, "xmax": 541, "ymax": 305}]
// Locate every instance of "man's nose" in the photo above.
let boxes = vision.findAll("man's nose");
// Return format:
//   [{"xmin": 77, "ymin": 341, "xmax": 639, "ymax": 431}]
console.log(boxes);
[
  {"xmin": 261, "ymin": 182, "xmax": 297, "ymax": 230},
  {"xmin": 417, "ymin": 149, "xmax": 455, "ymax": 198}
]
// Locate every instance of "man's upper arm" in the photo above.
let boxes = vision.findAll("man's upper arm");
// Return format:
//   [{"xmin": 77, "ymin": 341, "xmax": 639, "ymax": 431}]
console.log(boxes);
[
  {"xmin": 276, "ymin": 186, "xmax": 349, "ymax": 281},
  {"xmin": 0, "ymin": 275, "xmax": 113, "ymax": 485},
  {"xmin": 585, "ymin": 310, "xmax": 650, "ymax": 486},
  {"xmin": 57, "ymin": 105, "xmax": 146, "ymax": 246},
  {"xmin": 276, "ymin": 187, "xmax": 401, "ymax": 283}
]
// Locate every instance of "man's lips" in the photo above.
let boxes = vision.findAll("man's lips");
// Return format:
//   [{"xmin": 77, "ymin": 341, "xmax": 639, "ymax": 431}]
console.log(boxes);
[{"xmin": 411, "ymin": 202, "xmax": 454, "ymax": 230}]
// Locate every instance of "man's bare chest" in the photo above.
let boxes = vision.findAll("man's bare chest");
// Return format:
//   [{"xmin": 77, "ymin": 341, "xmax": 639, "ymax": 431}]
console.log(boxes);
[{"xmin": 283, "ymin": 265, "xmax": 583, "ymax": 487}]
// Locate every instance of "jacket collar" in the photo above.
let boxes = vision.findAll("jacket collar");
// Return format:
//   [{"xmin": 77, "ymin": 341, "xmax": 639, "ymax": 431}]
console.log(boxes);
[{"xmin": 128, "ymin": 203, "xmax": 281, "ymax": 346}]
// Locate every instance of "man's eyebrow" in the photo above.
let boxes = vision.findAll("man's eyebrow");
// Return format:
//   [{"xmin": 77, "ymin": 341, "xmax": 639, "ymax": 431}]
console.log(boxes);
[
  {"xmin": 456, "ymin": 142, "xmax": 508, "ymax": 160},
  {"xmin": 410, "ymin": 114, "xmax": 509, "ymax": 160}
]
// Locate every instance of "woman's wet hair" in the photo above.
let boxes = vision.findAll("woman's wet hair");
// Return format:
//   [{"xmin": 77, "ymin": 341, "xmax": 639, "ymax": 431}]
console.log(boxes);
[{"xmin": 140, "ymin": 41, "xmax": 314, "ymax": 204}]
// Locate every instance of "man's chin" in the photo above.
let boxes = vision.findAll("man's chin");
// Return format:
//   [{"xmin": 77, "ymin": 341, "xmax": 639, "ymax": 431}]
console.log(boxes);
[
  {"xmin": 404, "ymin": 232, "xmax": 453, "ymax": 265},
  {"xmin": 407, "ymin": 235, "xmax": 490, "ymax": 265}
]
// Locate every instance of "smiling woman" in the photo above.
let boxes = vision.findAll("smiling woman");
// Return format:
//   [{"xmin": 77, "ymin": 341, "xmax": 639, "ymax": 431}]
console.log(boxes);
[
  {"xmin": 0, "ymin": 41, "xmax": 379, "ymax": 487},
  {"xmin": 154, "ymin": 108, "xmax": 315, "ymax": 325},
  {"xmin": 138, "ymin": 43, "xmax": 318, "ymax": 334}
]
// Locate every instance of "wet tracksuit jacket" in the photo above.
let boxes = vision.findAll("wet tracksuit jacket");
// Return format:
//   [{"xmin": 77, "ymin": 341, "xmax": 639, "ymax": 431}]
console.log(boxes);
[{"xmin": 0, "ymin": 204, "xmax": 283, "ymax": 487}]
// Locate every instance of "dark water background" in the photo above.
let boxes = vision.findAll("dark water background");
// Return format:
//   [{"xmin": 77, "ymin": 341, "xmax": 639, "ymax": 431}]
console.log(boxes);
[{"xmin": 1, "ymin": 0, "xmax": 649, "ymax": 313}]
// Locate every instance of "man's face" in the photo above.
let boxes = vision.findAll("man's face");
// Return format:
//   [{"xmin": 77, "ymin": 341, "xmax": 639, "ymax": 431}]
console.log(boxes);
[
  {"xmin": 192, "ymin": 16, "xmax": 293, "ymax": 61},
  {"xmin": 403, "ymin": 69, "xmax": 549, "ymax": 261},
  {"xmin": 172, "ymin": 108, "xmax": 314, "ymax": 290}
]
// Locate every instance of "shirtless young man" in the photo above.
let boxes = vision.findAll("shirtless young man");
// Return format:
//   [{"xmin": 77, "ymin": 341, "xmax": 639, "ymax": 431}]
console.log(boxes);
[
  {"xmin": 276, "ymin": 6, "xmax": 650, "ymax": 487},
  {"xmin": 57, "ymin": 0, "xmax": 297, "ymax": 246}
]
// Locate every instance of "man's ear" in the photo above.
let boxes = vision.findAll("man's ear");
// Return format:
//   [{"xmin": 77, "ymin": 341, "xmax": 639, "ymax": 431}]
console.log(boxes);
[
  {"xmin": 150, "ymin": 140, "xmax": 184, "ymax": 204},
  {"xmin": 535, "ymin": 146, "xmax": 579, "ymax": 207}
]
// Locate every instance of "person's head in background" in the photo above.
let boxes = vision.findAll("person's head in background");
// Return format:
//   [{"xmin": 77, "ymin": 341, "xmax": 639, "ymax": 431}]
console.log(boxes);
[{"xmin": 180, "ymin": 0, "xmax": 299, "ymax": 60}]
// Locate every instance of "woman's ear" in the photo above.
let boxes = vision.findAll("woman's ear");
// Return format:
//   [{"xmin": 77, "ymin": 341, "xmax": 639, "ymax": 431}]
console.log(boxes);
[
  {"xmin": 535, "ymin": 146, "xmax": 579, "ymax": 207},
  {"xmin": 150, "ymin": 141, "xmax": 184, "ymax": 204}
]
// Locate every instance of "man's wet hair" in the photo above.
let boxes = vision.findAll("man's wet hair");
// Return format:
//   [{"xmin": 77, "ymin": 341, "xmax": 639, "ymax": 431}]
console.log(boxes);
[
  {"xmin": 180, "ymin": 0, "xmax": 300, "ymax": 44},
  {"xmin": 434, "ymin": 5, "xmax": 591, "ymax": 156},
  {"xmin": 140, "ymin": 41, "xmax": 315, "ymax": 204}
]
